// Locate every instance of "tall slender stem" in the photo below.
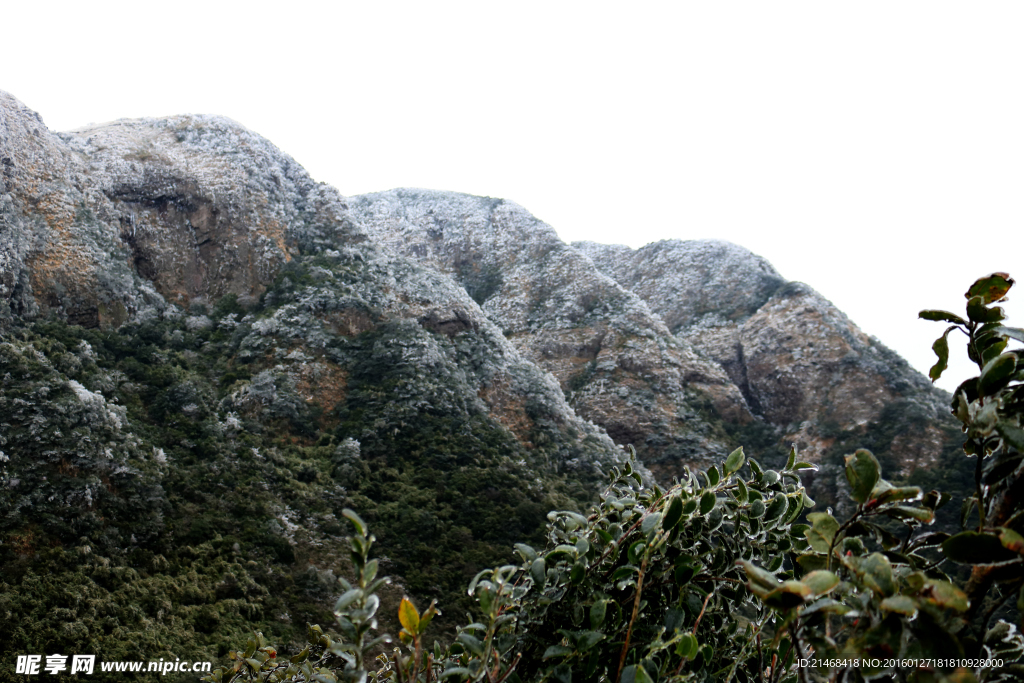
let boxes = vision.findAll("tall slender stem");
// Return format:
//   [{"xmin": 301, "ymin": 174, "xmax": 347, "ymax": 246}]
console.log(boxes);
[{"xmin": 615, "ymin": 554, "xmax": 648, "ymax": 683}]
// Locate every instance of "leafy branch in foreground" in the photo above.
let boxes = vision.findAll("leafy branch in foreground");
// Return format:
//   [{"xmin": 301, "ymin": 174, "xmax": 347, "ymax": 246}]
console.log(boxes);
[
  {"xmin": 209, "ymin": 274, "xmax": 1024, "ymax": 683},
  {"xmin": 208, "ymin": 447, "xmax": 815, "ymax": 682},
  {"xmin": 920, "ymin": 273, "xmax": 1024, "ymax": 655}
]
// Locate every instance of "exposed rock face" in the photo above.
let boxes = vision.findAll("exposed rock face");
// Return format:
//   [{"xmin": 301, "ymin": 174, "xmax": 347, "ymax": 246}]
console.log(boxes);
[
  {"xmin": 0, "ymin": 89, "xmax": 958, "ymax": 485},
  {"xmin": 347, "ymin": 189, "xmax": 753, "ymax": 477},
  {"xmin": 0, "ymin": 91, "xmax": 621, "ymax": 477},
  {"xmin": 575, "ymin": 239, "xmax": 785, "ymax": 334},
  {"xmin": 576, "ymin": 239, "xmax": 956, "ymax": 480}
]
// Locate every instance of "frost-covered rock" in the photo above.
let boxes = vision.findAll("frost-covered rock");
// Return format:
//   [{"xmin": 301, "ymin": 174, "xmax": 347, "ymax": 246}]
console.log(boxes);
[
  {"xmin": 577, "ymin": 240, "xmax": 955, "ymax": 474},
  {"xmin": 348, "ymin": 189, "xmax": 753, "ymax": 476},
  {"xmin": 0, "ymin": 88, "xmax": 958, "ymax": 485},
  {"xmin": 0, "ymin": 90, "xmax": 623, "ymax": 477}
]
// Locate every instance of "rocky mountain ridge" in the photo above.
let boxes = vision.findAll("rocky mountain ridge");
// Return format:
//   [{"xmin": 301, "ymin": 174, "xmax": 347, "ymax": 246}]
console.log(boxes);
[{"xmin": 0, "ymin": 91, "xmax": 967, "ymax": 671}]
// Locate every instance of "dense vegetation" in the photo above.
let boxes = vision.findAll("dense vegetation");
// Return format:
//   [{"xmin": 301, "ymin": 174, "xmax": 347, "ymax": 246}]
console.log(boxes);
[
  {"xmin": 0, "ymin": 252, "xmax": 614, "ymax": 681},
  {"xmin": 207, "ymin": 275, "xmax": 1024, "ymax": 683},
  {"xmin": 2, "ymin": 261, "xmax": 1020, "ymax": 682}
]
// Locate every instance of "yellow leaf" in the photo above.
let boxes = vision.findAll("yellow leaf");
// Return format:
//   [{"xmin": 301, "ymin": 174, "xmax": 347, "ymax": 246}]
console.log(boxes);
[{"xmin": 398, "ymin": 597, "xmax": 420, "ymax": 635}]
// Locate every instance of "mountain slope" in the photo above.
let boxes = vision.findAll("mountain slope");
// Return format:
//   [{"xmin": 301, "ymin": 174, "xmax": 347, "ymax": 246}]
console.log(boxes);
[
  {"xmin": 576, "ymin": 239, "xmax": 965, "ymax": 514},
  {"xmin": 0, "ymin": 92, "xmax": 625, "ymax": 669},
  {"xmin": 0, "ymin": 91, "xmax": 969, "ymax": 674},
  {"xmin": 347, "ymin": 189, "xmax": 753, "ymax": 479}
]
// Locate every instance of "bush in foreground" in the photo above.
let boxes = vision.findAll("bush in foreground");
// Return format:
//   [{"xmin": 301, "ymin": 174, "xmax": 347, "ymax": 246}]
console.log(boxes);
[{"xmin": 209, "ymin": 275, "xmax": 1024, "ymax": 682}]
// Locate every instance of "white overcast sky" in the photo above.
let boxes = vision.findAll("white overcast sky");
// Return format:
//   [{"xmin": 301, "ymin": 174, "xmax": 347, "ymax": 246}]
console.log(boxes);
[{"xmin": 4, "ymin": 1, "xmax": 1024, "ymax": 392}]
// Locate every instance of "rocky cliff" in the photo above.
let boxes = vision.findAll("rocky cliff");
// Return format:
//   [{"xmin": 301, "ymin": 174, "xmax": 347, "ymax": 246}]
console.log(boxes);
[
  {"xmin": 0, "ymin": 91, "xmax": 967, "ymax": 668},
  {"xmin": 347, "ymin": 189, "xmax": 754, "ymax": 480}
]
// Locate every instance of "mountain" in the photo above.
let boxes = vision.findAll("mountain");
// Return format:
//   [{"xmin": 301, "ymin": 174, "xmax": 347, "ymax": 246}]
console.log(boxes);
[
  {"xmin": 0, "ymin": 91, "xmax": 966, "ymax": 674},
  {"xmin": 346, "ymin": 192, "xmax": 964, "ymax": 508},
  {"xmin": 347, "ymin": 189, "xmax": 753, "ymax": 481}
]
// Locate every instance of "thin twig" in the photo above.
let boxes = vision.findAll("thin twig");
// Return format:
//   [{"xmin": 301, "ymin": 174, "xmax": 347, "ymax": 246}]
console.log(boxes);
[
  {"xmin": 494, "ymin": 653, "xmax": 522, "ymax": 683},
  {"xmin": 615, "ymin": 554, "xmax": 648, "ymax": 683},
  {"xmin": 757, "ymin": 634, "xmax": 765, "ymax": 683},
  {"xmin": 788, "ymin": 621, "xmax": 810, "ymax": 683},
  {"xmin": 692, "ymin": 590, "xmax": 714, "ymax": 634}
]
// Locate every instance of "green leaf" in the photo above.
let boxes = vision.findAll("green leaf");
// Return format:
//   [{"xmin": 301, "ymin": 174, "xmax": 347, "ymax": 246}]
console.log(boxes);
[
  {"xmin": 764, "ymin": 495, "xmax": 789, "ymax": 525},
  {"xmin": 621, "ymin": 664, "xmax": 654, "ymax": 683},
  {"xmin": 749, "ymin": 458, "xmax": 763, "ymax": 479},
  {"xmin": 628, "ymin": 540, "xmax": 646, "ymax": 564},
  {"xmin": 724, "ymin": 446, "xmax": 745, "ymax": 475},
  {"xmin": 590, "ymin": 600, "xmax": 608, "ymax": 629},
  {"xmin": 456, "ymin": 633, "xmax": 483, "ymax": 656},
  {"xmin": 335, "ymin": 588, "xmax": 361, "ymax": 611},
  {"xmin": 966, "ymin": 272, "xmax": 1014, "ymax": 303},
  {"xmin": 530, "ymin": 557, "xmax": 546, "ymax": 586},
  {"xmin": 919, "ymin": 309, "xmax": 967, "ymax": 325},
  {"xmin": 883, "ymin": 505, "xmax": 934, "ymax": 525},
  {"xmin": 700, "ymin": 491, "xmax": 716, "ymax": 515},
  {"xmin": 633, "ymin": 664, "xmax": 655, "ymax": 683},
  {"xmin": 801, "ymin": 570, "xmax": 840, "ymax": 597},
  {"xmin": 880, "ymin": 595, "xmax": 918, "ymax": 616},
  {"xmin": 996, "ymin": 426, "xmax": 1024, "ymax": 455},
  {"xmin": 749, "ymin": 499, "xmax": 766, "ymax": 519},
  {"xmin": 922, "ymin": 490, "xmax": 953, "ymax": 511},
  {"xmin": 845, "ymin": 449, "xmax": 880, "ymax": 503},
  {"xmin": 979, "ymin": 352, "xmax": 1018, "ymax": 395},
  {"xmin": 577, "ymin": 631, "xmax": 605, "ymax": 652},
  {"xmin": 785, "ymin": 446, "xmax": 797, "ymax": 471},
  {"xmin": 803, "ymin": 598, "xmax": 853, "ymax": 618},
  {"xmin": 999, "ymin": 527, "xmax": 1024, "ymax": 555},
  {"xmin": 542, "ymin": 645, "xmax": 573, "ymax": 660},
  {"xmin": 663, "ymin": 496, "xmax": 684, "ymax": 530},
  {"xmin": 995, "ymin": 325, "xmax": 1024, "ymax": 344},
  {"xmin": 735, "ymin": 479, "xmax": 748, "ymax": 503},
  {"xmin": 967, "ymin": 295, "xmax": 1006, "ymax": 324},
  {"xmin": 859, "ymin": 553, "xmax": 896, "ymax": 597},
  {"xmin": 764, "ymin": 580, "xmax": 813, "ymax": 610},
  {"xmin": 674, "ymin": 561, "xmax": 697, "ymax": 585},
  {"xmin": 514, "ymin": 543, "xmax": 538, "ymax": 563},
  {"xmin": 796, "ymin": 553, "xmax": 827, "ymax": 571},
  {"xmin": 611, "ymin": 564, "xmax": 638, "ymax": 581},
  {"xmin": 641, "ymin": 512, "xmax": 663, "ymax": 535},
  {"xmin": 547, "ymin": 544, "xmax": 579, "ymax": 560},
  {"xmin": 738, "ymin": 560, "xmax": 781, "ymax": 591},
  {"xmin": 342, "ymin": 508, "xmax": 368, "ymax": 537},
  {"xmin": 440, "ymin": 667, "xmax": 473, "ymax": 679},
  {"xmin": 707, "ymin": 465, "xmax": 720, "ymax": 486},
  {"xmin": 943, "ymin": 531, "xmax": 1020, "ymax": 565},
  {"xmin": 467, "ymin": 569, "xmax": 490, "ymax": 596},
  {"xmin": 920, "ymin": 579, "xmax": 969, "ymax": 612},
  {"xmin": 805, "ymin": 512, "xmax": 840, "ymax": 553},
  {"xmin": 675, "ymin": 633, "xmax": 698, "ymax": 659},
  {"xmin": 928, "ymin": 326, "xmax": 956, "ymax": 382},
  {"xmin": 908, "ymin": 532, "xmax": 950, "ymax": 550},
  {"xmin": 362, "ymin": 558, "xmax": 378, "ymax": 584},
  {"xmin": 872, "ymin": 484, "xmax": 922, "ymax": 505}
]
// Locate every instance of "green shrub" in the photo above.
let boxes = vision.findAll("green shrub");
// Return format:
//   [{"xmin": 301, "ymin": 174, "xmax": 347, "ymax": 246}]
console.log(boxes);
[{"xmin": 209, "ymin": 275, "xmax": 1024, "ymax": 683}]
